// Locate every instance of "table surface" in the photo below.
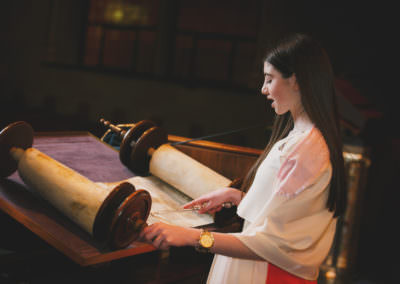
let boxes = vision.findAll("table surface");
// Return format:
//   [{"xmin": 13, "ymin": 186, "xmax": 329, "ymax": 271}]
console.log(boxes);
[{"xmin": 0, "ymin": 132, "xmax": 156, "ymax": 266}]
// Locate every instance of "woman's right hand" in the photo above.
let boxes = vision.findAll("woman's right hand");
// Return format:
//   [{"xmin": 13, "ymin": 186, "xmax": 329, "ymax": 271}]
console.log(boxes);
[{"xmin": 183, "ymin": 187, "xmax": 243, "ymax": 214}]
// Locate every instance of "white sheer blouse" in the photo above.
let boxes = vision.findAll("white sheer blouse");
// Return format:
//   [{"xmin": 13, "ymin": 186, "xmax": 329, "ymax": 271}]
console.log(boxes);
[{"xmin": 207, "ymin": 127, "xmax": 336, "ymax": 283}]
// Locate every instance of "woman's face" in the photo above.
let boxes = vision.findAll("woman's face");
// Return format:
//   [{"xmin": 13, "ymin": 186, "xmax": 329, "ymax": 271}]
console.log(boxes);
[{"xmin": 261, "ymin": 62, "xmax": 302, "ymax": 116}]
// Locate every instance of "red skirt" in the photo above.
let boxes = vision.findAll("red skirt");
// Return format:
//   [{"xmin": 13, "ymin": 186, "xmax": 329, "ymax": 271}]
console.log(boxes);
[{"xmin": 266, "ymin": 263, "xmax": 317, "ymax": 284}]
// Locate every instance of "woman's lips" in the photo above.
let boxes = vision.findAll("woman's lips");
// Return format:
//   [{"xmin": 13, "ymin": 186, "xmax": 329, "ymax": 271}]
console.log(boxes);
[{"xmin": 267, "ymin": 96, "xmax": 275, "ymax": 107}]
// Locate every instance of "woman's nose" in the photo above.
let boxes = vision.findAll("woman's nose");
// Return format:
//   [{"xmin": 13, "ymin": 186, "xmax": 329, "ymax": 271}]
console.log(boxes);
[{"xmin": 261, "ymin": 84, "xmax": 268, "ymax": 95}]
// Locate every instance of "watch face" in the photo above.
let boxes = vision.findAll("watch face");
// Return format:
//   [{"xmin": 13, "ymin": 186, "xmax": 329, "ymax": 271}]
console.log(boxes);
[{"xmin": 200, "ymin": 234, "xmax": 213, "ymax": 248}]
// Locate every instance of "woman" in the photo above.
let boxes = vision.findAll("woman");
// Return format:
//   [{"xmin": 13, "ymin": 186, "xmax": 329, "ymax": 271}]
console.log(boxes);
[{"xmin": 139, "ymin": 33, "xmax": 346, "ymax": 283}]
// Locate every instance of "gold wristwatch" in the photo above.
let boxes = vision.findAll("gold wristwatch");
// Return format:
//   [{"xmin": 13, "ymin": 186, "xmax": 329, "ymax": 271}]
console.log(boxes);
[{"xmin": 195, "ymin": 229, "xmax": 214, "ymax": 253}]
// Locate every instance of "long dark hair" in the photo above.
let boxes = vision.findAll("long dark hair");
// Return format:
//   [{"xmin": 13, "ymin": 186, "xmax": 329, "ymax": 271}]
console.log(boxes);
[{"xmin": 241, "ymin": 34, "xmax": 347, "ymax": 217}]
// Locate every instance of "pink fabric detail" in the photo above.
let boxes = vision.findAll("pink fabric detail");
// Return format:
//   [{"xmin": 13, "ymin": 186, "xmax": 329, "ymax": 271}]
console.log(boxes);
[
  {"xmin": 266, "ymin": 263, "xmax": 317, "ymax": 283},
  {"xmin": 276, "ymin": 127, "xmax": 329, "ymax": 197}
]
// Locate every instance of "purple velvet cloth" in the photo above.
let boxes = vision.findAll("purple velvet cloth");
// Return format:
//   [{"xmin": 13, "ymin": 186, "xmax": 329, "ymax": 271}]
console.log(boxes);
[{"xmin": 8, "ymin": 133, "xmax": 135, "ymax": 184}]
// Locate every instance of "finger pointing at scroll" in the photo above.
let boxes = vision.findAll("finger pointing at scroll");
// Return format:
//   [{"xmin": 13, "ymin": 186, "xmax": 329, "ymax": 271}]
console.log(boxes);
[{"xmin": 183, "ymin": 187, "xmax": 243, "ymax": 214}]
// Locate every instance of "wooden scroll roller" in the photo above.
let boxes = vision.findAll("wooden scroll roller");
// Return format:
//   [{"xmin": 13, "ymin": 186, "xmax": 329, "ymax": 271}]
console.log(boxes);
[
  {"xmin": 100, "ymin": 119, "xmax": 244, "ymax": 227},
  {"xmin": 0, "ymin": 121, "xmax": 152, "ymax": 249}
]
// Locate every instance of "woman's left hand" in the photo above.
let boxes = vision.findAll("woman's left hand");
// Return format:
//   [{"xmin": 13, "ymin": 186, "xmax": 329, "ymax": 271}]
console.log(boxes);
[{"xmin": 139, "ymin": 222, "xmax": 200, "ymax": 250}]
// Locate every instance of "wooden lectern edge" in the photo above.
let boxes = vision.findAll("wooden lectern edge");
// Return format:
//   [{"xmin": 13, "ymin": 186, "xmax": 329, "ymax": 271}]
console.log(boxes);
[
  {"xmin": 0, "ymin": 197, "xmax": 86, "ymax": 264},
  {"xmin": 0, "ymin": 196, "xmax": 157, "ymax": 266},
  {"xmin": 81, "ymin": 243, "xmax": 156, "ymax": 267},
  {"xmin": 168, "ymin": 135, "xmax": 262, "ymax": 156}
]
